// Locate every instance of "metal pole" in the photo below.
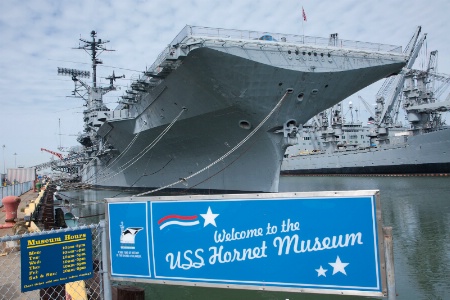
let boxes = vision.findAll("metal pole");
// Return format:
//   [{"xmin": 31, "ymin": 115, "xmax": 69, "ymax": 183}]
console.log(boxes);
[
  {"xmin": 2, "ymin": 145, "xmax": 5, "ymax": 174},
  {"xmin": 100, "ymin": 220, "xmax": 112, "ymax": 300},
  {"xmin": 383, "ymin": 226, "xmax": 396, "ymax": 300}
]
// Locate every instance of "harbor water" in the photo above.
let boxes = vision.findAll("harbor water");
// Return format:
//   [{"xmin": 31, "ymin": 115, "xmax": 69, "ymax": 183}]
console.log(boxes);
[{"xmin": 60, "ymin": 176, "xmax": 450, "ymax": 299}]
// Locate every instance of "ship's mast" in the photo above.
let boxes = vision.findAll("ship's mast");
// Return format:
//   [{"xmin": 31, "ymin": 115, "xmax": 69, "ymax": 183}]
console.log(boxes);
[
  {"xmin": 75, "ymin": 30, "xmax": 114, "ymax": 88},
  {"xmin": 59, "ymin": 31, "xmax": 124, "ymax": 150},
  {"xmin": 73, "ymin": 30, "xmax": 118, "ymax": 114}
]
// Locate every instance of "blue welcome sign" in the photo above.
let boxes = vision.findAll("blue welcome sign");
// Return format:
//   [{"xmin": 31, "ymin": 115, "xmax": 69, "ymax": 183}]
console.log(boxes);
[{"xmin": 106, "ymin": 191, "xmax": 386, "ymax": 297}]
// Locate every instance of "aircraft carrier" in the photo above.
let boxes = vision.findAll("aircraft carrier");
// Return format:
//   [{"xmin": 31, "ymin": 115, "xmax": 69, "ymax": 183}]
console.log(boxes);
[{"xmin": 44, "ymin": 25, "xmax": 408, "ymax": 193}]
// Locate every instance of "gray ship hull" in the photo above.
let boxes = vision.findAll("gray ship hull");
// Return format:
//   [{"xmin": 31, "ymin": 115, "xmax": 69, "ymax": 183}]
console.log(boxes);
[
  {"xmin": 80, "ymin": 26, "xmax": 407, "ymax": 193},
  {"xmin": 281, "ymin": 128, "xmax": 450, "ymax": 175}
]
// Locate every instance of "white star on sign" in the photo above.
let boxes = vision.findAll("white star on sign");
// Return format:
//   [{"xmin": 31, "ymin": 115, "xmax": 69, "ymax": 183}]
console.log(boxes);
[
  {"xmin": 200, "ymin": 206, "xmax": 219, "ymax": 227},
  {"xmin": 315, "ymin": 265, "xmax": 328, "ymax": 277},
  {"xmin": 329, "ymin": 256, "xmax": 349, "ymax": 275}
]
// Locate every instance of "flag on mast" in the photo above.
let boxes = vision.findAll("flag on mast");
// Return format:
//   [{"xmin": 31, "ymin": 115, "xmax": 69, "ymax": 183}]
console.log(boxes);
[{"xmin": 302, "ymin": 6, "xmax": 307, "ymax": 21}]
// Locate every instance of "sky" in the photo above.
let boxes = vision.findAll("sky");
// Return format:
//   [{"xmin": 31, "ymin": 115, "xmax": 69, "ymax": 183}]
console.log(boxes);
[{"xmin": 0, "ymin": 0, "xmax": 449, "ymax": 171}]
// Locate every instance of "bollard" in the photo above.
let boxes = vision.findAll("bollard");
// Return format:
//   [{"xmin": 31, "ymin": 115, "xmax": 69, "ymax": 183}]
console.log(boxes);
[{"xmin": 0, "ymin": 196, "xmax": 21, "ymax": 228}]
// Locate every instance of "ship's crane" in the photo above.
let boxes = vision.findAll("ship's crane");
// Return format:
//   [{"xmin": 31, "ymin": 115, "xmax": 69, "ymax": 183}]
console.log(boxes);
[
  {"xmin": 376, "ymin": 26, "xmax": 421, "ymax": 101},
  {"xmin": 403, "ymin": 70, "xmax": 450, "ymax": 113},
  {"xmin": 426, "ymin": 50, "xmax": 438, "ymax": 99},
  {"xmin": 357, "ymin": 95, "xmax": 376, "ymax": 119},
  {"xmin": 427, "ymin": 50, "xmax": 438, "ymax": 73},
  {"xmin": 40, "ymin": 148, "xmax": 64, "ymax": 160},
  {"xmin": 426, "ymin": 51, "xmax": 450, "ymax": 101},
  {"xmin": 377, "ymin": 26, "xmax": 427, "ymax": 126},
  {"xmin": 400, "ymin": 47, "xmax": 450, "ymax": 131},
  {"xmin": 432, "ymin": 73, "xmax": 450, "ymax": 100}
]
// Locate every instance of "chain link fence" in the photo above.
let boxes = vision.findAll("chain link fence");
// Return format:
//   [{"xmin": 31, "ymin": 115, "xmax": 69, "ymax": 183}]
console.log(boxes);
[{"xmin": 0, "ymin": 224, "xmax": 103, "ymax": 300}]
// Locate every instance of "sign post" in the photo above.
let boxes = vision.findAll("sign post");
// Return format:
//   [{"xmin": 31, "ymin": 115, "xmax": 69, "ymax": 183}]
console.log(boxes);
[{"xmin": 106, "ymin": 191, "xmax": 388, "ymax": 297}]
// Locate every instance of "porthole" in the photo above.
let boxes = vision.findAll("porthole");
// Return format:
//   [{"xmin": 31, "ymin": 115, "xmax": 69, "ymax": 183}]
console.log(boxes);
[
  {"xmin": 297, "ymin": 92, "xmax": 304, "ymax": 101},
  {"xmin": 239, "ymin": 120, "xmax": 251, "ymax": 130}
]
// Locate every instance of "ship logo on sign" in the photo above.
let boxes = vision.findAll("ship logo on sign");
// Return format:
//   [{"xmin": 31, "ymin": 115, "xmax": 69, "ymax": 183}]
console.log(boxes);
[
  {"xmin": 119, "ymin": 221, "xmax": 143, "ymax": 244},
  {"xmin": 158, "ymin": 206, "xmax": 220, "ymax": 229}
]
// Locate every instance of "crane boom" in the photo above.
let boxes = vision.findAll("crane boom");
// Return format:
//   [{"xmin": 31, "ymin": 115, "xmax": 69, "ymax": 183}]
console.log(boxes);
[
  {"xmin": 377, "ymin": 27, "xmax": 427, "ymax": 126},
  {"xmin": 427, "ymin": 50, "xmax": 438, "ymax": 73},
  {"xmin": 40, "ymin": 148, "xmax": 64, "ymax": 160},
  {"xmin": 357, "ymin": 95, "xmax": 375, "ymax": 119}
]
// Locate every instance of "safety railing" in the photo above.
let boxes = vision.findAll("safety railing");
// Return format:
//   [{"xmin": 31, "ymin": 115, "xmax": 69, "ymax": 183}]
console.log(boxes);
[
  {"xmin": 183, "ymin": 25, "xmax": 402, "ymax": 52},
  {"xmin": 0, "ymin": 182, "xmax": 33, "ymax": 203}
]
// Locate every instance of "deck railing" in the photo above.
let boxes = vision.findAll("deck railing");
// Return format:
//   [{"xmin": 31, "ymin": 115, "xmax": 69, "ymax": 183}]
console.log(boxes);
[
  {"xmin": 0, "ymin": 181, "xmax": 33, "ymax": 203},
  {"xmin": 176, "ymin": 25, "xmax": 402, "ymax": 53}
]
